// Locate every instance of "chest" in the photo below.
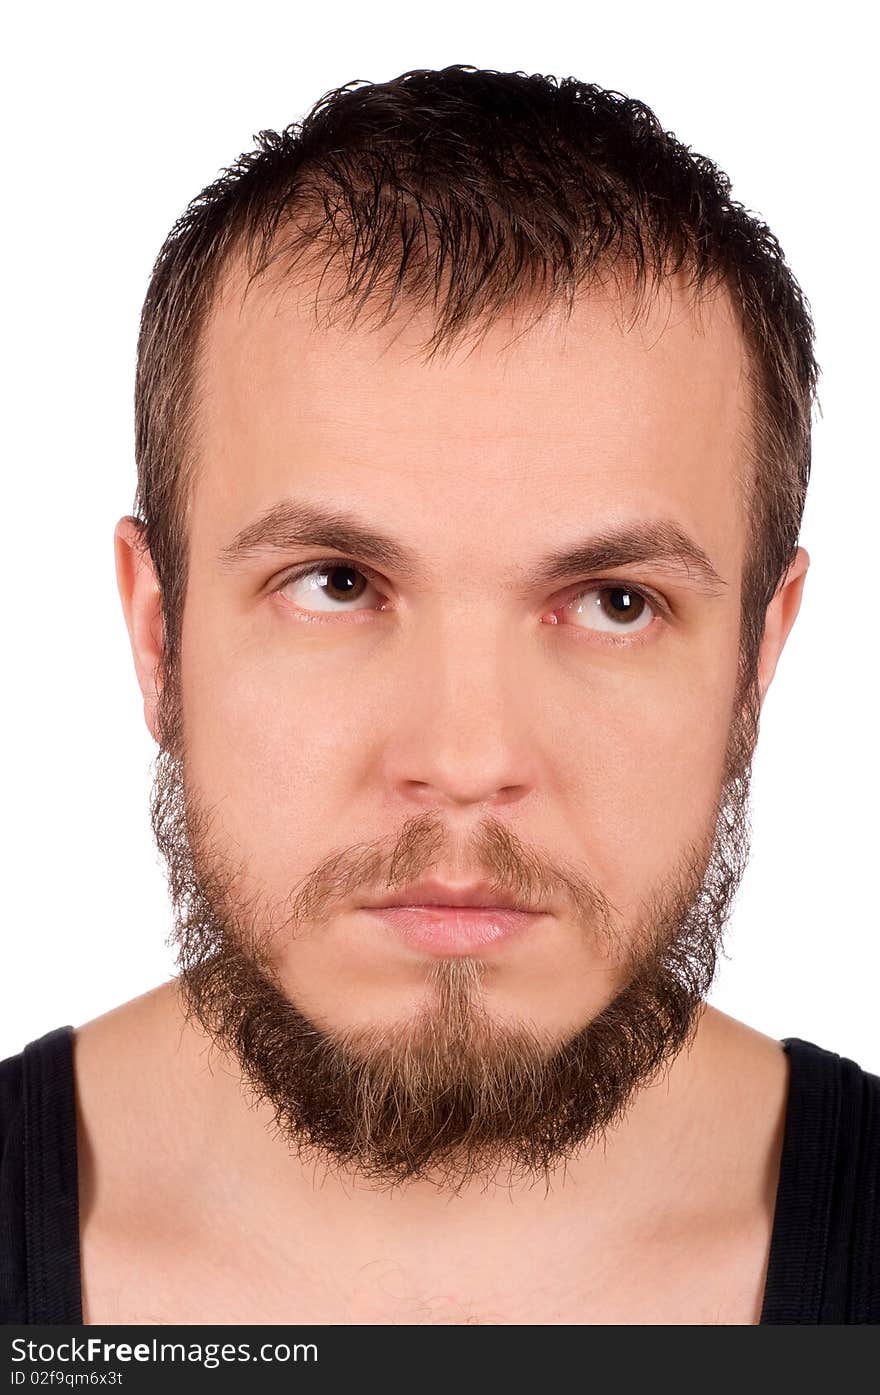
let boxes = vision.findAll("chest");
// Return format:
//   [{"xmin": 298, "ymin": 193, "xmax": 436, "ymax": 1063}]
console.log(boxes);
[{"xmin": 79, "ymin": 1216, "xmax": 771, "ymax": 1325}]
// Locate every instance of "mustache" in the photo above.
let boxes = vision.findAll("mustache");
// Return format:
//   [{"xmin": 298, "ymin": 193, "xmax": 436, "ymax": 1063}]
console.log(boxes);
[
  {"xmin": 271, "ymin": 811, "xmax": 616, "ymax": 940},
  {"xmin": 148, "ymin": 740, "xmax": 619, "ymax": 960}
]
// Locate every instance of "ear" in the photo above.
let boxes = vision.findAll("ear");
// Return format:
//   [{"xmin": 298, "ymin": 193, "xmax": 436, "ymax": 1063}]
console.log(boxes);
[
  {"xmin": 114, "ymin": 516, "xmax": 165, "ymax": 743},
  {"xmin": 756, "ymin": 545, "xmax": 810, "ymax": 704}
]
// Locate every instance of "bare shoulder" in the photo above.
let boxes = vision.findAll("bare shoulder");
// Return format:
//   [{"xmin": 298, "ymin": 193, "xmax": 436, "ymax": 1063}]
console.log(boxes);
[
  {"xmin": 700, "ymin": 1005, "xmax": 791, "ymax": 1127},
  {"xmin": 73, "ymin": 982, "xmax": 204, "ymax": 1321},
  {"xmin": 73, "ymin": 979, "xmax": 213, "ymax": 1202},
  {"xmin": 592, "ymin": 1007, "xmax": 791, "ymax": 1324},
  {"xmin": 73, "ymin": 983, "xmax": 187, "ymax": 1160},
  {"xmin": 683, "ymin": 1006, "xmax": 791, "ymax": 1205}
]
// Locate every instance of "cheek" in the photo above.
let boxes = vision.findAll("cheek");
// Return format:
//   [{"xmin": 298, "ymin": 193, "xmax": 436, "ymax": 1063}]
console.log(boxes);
[
  {"xmin": 180, "ymin": 629, "xmax": 369, "ymax": 881},
  {"xmin": 563, "ymin": 666, "xmax": 737, "ymax": 903}
]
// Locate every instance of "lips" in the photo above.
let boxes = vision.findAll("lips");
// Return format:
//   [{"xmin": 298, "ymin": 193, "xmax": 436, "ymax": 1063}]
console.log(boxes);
[
  {"xmin": 360, "ymin": 876, "xmax": 550, "ymax": 955},
  {"xmin": 365, "ymin": 877, "xmax": 543, "ymax": 914},
  {"xmin": 362, "ymin": 903, "xmax": 546, "ymax": 955}
]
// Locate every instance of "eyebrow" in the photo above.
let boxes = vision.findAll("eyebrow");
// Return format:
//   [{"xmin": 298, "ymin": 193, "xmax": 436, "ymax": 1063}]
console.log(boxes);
[{"xmin": 217, "ymin": 497, "xmax": 727, "ymax": 595}]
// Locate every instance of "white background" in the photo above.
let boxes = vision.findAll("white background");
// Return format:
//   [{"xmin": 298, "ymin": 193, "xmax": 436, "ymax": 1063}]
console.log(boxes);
[{"xmin": 2, "ymin": 2, "xmax": 876, "ymax": 1069}]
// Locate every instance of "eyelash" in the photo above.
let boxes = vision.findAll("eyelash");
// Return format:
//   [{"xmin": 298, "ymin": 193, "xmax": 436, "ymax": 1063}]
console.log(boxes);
[{"xmin": 272, "ymin": 558, "xmax": 668, "ymax": 643}]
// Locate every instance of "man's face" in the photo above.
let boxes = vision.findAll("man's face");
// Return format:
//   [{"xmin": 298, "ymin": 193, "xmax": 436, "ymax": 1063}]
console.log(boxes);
[{"xmin": 143, "ymin": 265, "xmax": 768, "ymax": 1190}]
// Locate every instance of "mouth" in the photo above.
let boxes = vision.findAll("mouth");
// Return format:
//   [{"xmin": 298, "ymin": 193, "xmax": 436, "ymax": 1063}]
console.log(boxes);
[
  {"xmin": 361, "ymin": 901, "xmax": 546, "ymax": 955},
  {"xmin": 359, "ymin": 877, "xmax": 550, "ymax": 955},
  {"xmin": 365, "ymin": 878, "xmax": 546, "ymax": 914}
]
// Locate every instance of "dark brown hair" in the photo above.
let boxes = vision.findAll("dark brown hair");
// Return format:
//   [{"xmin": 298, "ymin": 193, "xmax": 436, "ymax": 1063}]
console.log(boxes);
[{"xmin": 134, "ymin": 64, "xmax": 819, "ymax": 706}]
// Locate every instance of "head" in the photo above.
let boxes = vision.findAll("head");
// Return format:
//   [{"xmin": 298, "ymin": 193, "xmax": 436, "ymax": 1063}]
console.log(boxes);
[{"xmin": 116, "ymin": 66, "xmax": 816, "ymax": 1194}]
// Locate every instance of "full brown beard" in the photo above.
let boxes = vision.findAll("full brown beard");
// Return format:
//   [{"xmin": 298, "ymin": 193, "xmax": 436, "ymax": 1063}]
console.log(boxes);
[{"xmin": 149, "ymin": 661, "xmax": 760, "ymax": 1196}]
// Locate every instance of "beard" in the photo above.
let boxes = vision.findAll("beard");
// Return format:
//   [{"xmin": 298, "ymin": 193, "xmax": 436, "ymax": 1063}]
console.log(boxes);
[{"xmin": 149, "ymin": 660, "xmax": 761, "ymax": 1196}]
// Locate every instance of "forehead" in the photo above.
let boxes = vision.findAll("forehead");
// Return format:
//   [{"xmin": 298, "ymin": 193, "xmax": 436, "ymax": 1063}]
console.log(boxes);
[{"xmin": 191, "ymin": 254, "xmax": 751, "ymax": 575}]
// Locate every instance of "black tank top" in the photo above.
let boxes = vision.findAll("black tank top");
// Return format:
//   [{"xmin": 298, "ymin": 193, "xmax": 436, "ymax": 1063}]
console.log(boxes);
[{"xmin": 1, "ymin": 1025, "xmax": 878, "ymax": 1323}]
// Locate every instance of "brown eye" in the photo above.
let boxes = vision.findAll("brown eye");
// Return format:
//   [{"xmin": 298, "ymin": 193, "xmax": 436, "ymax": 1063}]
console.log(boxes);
[
  {"xmin": 320, "ymin": 565, "xmax": 369, "ymax": 603},
  {"xmin": 600, "ymin": 587, "xmax": 646, "ymax": 623},
  {"xmin": 567, "ymin": 585, "xmax": 654, "ymax": 634},
  {"xmin": 279, "ymin": 562, "xmax": 380, "ymax": 613}
]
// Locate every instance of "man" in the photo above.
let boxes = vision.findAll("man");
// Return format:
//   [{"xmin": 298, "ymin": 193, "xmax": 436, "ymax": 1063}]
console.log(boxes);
[{"xmin": 2, "ymin": 65, "xmax": 877, "ymax": 1326}]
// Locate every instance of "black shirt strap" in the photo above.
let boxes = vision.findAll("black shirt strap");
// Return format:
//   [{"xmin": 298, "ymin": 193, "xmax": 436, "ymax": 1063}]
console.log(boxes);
[
  {"xmin": 760, "ymin": 1036, "xmax": 880, "ymax": 1324},
  {"xmin": 22, "ymin": 1026, "xmax": 83, "ymax": 1324}
]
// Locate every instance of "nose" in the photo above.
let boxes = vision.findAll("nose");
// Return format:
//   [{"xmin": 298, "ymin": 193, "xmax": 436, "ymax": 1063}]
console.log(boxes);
[{"xmin": 378, "ymin": 611, "xmax": 543, "ymax": 813}]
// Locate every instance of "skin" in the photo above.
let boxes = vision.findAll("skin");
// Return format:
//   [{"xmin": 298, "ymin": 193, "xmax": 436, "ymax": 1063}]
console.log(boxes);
[{"xmin": 74, "ymin": 262, "xmax": 809, "ymax": 1323}]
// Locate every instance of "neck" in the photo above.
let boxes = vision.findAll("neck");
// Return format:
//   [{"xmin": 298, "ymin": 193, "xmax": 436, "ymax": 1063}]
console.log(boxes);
[
  {"xmin": 140, "ymin": 981, "xmax": 727, "ymax": 1240},
  {"xmin": 72, "ymin": 977, "xmax": 791, "ymax": 1325}
]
